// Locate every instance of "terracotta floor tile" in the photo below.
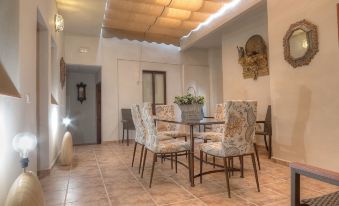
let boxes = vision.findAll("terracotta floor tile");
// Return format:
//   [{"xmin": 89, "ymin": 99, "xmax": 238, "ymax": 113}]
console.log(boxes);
[
  {"xmin": 66, "ymin": 186, "xmax": 107, "ymax": 203},
  {"xmin": 44, "ymin": 189, "xmax": 67, "ymax": 206},
  {"xmin": 163, "ymin": 198, "xmax": 206, "ymax": 206},
  {"xmin": 200, "ymin": 193, "xmax": 256, "ymax": 206},
  {"xmin": 232, "ymin": 187, "xmax": 287, "ymax": 205},
  {"xmin": 39, "ymin": 142, "xmax": 320, "ymax": 206}
]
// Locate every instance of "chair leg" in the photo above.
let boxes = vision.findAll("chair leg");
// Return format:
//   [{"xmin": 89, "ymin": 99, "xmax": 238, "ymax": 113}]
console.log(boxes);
[
  {"xmin": 223, "ymin": 157, "xmax": 231, "ymax": 198},
  {"xmin": 122, "ymin": 128, "xmax": 125, "ymax": 143},
  {"xmin": 269, "ymin": 135, "xmax": 272, "ymax": 159},
  {"xmin": 239, "ymin": 156, "xmax": 244, "ymax": 178},
  {"xmin": 188, "ymin": 152, "xmax": 192, "ymax": 183},
  {"xmin": 175, "ymin": 153, "xmax": 178, "ymax": 173},
  {"xmin": 253, "ymin": 143, "xmax": 261, "ymax": 170},
  {"xmin": 264, "ymin": 135, "xmax": 268, "ymax": 151},
  {"xmin": 251, "ymin": 153, "xmax": 260, "ymax": 192},
  {"xmin": 200, "ymin": 151, "xmax": 203, "ymax": 184},
  {"xmin": 149, "ymin": 153, "xmax": 157, "ymax": 188},
  {"xmin": 127, "ymin": 129, "xmax": 129, "ymax": 146},
  {"xmin": 231, "ymin": 157, "xmax": 234, "ymax": 176},
  {"xmin": 138, "ymin": 145, "xmax": 144, "ymax": 174},
  {"xmin": 204, "ymin": 139, "xmax": 208, "ymax": 163},
  {"xmin": 228, "ymin": 158, "xmax": 231, "ymax": 178},
  {"xmin": 171, "ymin": 153, "xmax": 173, "ymax": 169},
  {"xmin": 141, "ymin": 149, "xmax": 148, "ymax": 178},
  {"xmin": 132, "ymin": 142, "xmax": 137, "ymax": 167}
]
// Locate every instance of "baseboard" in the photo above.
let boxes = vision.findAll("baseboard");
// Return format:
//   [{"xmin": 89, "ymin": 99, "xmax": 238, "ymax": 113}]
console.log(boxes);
[
  {"xmin": 272, "ymin": 157, "xmax": 291, "ymax": 167},
  {"xmin": 38, "ymin": 151, "xmax": 61, "ymax": 178}
]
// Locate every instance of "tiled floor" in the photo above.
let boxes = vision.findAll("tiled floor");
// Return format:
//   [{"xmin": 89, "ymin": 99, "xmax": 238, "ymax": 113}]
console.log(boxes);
[{"xmin": 40, "ymin": 141, "xmax": 339, "ymax": 206}]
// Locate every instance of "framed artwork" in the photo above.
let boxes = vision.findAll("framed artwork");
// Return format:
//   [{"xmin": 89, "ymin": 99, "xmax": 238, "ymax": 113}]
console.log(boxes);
[{"xmin": 60, "ymin": 57, "xmax": 66, "ymax": 89}]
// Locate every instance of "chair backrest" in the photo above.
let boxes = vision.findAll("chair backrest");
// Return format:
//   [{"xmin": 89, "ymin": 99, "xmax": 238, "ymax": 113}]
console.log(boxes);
[
  {"xmin": 264, "ymin": 105, "xmax": 272, "ymax": 134},
  {"xmin": 213, "ymin": 104, "xmax": 225, "ymax": 133},
  {"xmin": 121, "ymin": 108, "xmax": 135, "ymax": 130},
  {"xmin": 222, "ymin": 101, "xmax": 257, "ymax": 156},
  {"xmin": 130, "ymin": 104, "xmax": 145, "ymax": 144},
  {"xmin": 155, "ymin": 105, "xmax": 176, "ymax": 131},
  {"xmin": 141, "ymin": 103, "xmax": 159, "ymax": 151}
]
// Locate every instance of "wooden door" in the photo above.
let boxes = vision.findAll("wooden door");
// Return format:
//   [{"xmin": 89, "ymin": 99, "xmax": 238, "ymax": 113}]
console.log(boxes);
[{"xmin": 96, "ymin": 82, "xmax": 102, "ymax": 144}]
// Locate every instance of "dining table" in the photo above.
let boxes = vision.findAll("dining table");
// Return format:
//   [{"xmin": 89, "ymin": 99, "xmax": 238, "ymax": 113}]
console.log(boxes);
[{"xmin": 155, "ymin": 118, "xmax": 225, "ymax": 187}]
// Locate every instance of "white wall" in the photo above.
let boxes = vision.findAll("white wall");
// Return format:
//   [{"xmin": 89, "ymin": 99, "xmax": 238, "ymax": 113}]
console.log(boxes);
[
  {"xmin": 208, "ymin": 48, "xmax": 223, "ymax": 114},
  {"xmin": 67, "ymin": 70, "xmax": 97, "ymax": 144},
  {"xmin": 64, "ymin": 35, "xmax": 211, "ymax": 142},
  {"xmin": 222, "ymin": 8, "xmax": 271, "ymax": 145},
  {"xmin": 0, "ymin": 0, "xmax": 65, "ymax": 203},
  {"xmin": 267, "ymin": 0, "xmax": 339, "ymax": 171}
]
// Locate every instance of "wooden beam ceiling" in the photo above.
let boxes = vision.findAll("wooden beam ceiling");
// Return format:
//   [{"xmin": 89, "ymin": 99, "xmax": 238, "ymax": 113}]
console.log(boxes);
[{"xmin": 102, "ymin": 0, "xmax": 232, "ymax": 45}]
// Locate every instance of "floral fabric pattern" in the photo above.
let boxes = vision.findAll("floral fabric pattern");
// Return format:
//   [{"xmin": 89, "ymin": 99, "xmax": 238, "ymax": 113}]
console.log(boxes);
[
  {"xmin": 155, "ymin": 105, "xmax": 177, "ymax": 131},
  {"xmin": 130, "ymin": 104, "xmax": 146, "ymax": 144},
  {"xmin": 195, "ymin": 104, "xmax": 224, "ymax": 141},
  {"xmin": 141, "ymin": 103, "xmax": 190, "ymax": 153},
  {"xmin": 200, "ymin": 101, "xmax": 257, "ymax": 157}
]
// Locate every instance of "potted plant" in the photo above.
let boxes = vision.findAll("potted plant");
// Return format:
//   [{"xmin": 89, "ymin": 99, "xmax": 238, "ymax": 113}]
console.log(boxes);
[{"xmin": 174, "ymin": 87, "xmax": 205, "ymax": 121}]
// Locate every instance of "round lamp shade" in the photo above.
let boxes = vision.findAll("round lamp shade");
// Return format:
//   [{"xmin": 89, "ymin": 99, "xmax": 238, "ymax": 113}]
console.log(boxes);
[
  {"xmin": 58, "ymin": 131, "xmax": 73, "ymax": 166},
  {"xmin": 5, "ymin": 171, "xmax": 44, "ymax": 206}
]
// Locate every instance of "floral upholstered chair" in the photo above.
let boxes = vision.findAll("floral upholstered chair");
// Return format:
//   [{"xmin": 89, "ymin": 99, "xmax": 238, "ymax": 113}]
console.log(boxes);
[
  {"xmin": 156, "ymin": 105, "xmax": 188, "ymax": 141},
  {"xmin": 130, "ymin": 104, "xmax": 171, "ymax": 174},
  {"xmin": 199, "ymin": 101, "xmax": 260, "ymax": 198},
  {"xmin": 195, "ymin": 104, "xmax": 225, "ymax": 142},
  {"xmin": 141, "ymin": 103, "xmax": 191, "ymax": 188}
]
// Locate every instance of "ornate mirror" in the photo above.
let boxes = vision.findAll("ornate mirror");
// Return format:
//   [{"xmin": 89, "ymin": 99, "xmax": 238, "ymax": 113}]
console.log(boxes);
[{"xmin": 283, "ymin": 19, "xmax": 319, "ymax": 68}]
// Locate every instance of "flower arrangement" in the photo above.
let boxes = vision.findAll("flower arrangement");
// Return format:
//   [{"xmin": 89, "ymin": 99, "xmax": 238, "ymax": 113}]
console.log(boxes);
[{"xmin": 174, "ymin": 93, "xmax": 205, "ymax": 105}]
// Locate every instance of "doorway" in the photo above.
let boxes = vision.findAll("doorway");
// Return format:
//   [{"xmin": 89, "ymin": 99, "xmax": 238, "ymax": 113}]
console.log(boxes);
[{"xmin": 66, "ymin": 65, "xmax": 101, "ymax": 145}]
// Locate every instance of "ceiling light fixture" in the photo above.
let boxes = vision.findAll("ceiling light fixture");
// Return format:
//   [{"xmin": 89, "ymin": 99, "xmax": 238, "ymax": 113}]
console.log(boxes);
[
  {"xmin": 55, "ymin": 14, "xmax": 64, "ymax": 32},
  {"xmin": 181, "ymin": 0, "xmax": 242, "ymax": 40}
]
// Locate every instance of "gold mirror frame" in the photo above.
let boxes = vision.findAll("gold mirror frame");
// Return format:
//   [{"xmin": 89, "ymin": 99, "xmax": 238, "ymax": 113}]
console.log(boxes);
[{"xmin": 283, "ymin": 19, "xmax": 319, "ymax": 68}]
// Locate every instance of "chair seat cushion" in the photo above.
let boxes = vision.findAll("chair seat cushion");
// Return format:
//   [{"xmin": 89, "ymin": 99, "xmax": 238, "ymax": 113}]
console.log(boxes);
[
  {"xmin": 200, "ymin": 142, "xmax": 251, "ymax": 157},
  {"xmin": 194, "ymin": 132, "xmax": 223, "ymax": 142},
  {"xmin": 158, "ymin": 131, "xmax": 187, "ymax": 138},
  {"xmin": 154, "ymin": 139, "xmax": 191, "ymax": 153}
]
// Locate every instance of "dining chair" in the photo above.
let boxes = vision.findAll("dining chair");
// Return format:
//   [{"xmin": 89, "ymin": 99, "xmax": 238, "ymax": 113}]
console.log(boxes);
[
  {"xmin": 130, "ymin": 104, "xmax": 172, "ymax": 174},
  {"xmin": 199, "ymin": 101, "xmax": 260, "ymax": 198},
  {"xmin": 121, "ymin": 108, "xmax": 135, "ymax": 146},
  {"xmin": 141, "ymin": 103, "xmax": 191, "ymax": 188},
  {"xmin": 256, "ymin": 105, "xmax": 272, "ymax": 159},
  {"xmin": 155, "ymin": 105, "xmax": 188, "ymax": 141}
]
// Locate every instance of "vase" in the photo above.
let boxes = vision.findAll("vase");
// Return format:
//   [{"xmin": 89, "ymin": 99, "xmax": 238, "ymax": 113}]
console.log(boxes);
[{"xmin": 178, "ymin": 104, "xmax": 204, "ymax": 121}]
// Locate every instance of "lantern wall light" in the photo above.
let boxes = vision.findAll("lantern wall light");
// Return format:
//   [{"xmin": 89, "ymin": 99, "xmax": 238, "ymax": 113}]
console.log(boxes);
[{"xmin": 55, "ymin": 14, "xmax": 64, "ymax": 32}]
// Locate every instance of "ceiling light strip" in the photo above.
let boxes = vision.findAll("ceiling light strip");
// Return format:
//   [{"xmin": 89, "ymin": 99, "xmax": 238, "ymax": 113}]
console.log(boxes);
[{"xmin": 181, "ymin": 0, "xmax": 241, "ymax": 40}]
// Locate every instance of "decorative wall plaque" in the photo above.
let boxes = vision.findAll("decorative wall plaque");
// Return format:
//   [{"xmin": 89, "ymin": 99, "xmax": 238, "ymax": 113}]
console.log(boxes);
[
  {"xmin": 60, "ymin": 57, "xmax": 66, "ymax": 89},
  {"xmin": 237, "ymin": 35, "xmax": 269, "ymax": 80}
]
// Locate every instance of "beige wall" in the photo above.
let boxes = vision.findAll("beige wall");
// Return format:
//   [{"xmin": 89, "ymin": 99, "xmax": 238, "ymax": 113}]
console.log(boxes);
[
  {"xmin": 0, "ymin": 0, "xmax": 65, "ymax": 204},
  {"xmin": 222, "ymin": 8, "xmax": 271, "ymax": 145},
  {"xmin": 208, "ymin": 48, "xmax": 223, "ymax": 114},
  {"xmin": 267, "ymin": 0, "xmax": 339, "ymax": 171},
  {"xmin": 64, "ymin": 35, "xmax": 211, "ymax": 142}
]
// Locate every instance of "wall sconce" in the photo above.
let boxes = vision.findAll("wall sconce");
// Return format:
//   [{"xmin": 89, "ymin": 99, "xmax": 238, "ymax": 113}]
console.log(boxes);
[
  {"xmin": 55, "ymin": 14, "xmax": 64, "ymax": 32},
  {"xmin": 12, "ymin": 132, "xmax": 37, "ymax": 170},
  {"xmin": 77, "ymin": 82, "xmax": 86, "ymax": 104}
]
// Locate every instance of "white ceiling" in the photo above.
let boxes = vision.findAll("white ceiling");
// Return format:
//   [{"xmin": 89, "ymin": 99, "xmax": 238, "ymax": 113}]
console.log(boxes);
[
  {"xmin": 184, "ymin": 0, "xmax": 267, "ymax": 49},
  {"xmin": 56, "ymin": 0, "xmax": 106, "ymax": 36}
]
